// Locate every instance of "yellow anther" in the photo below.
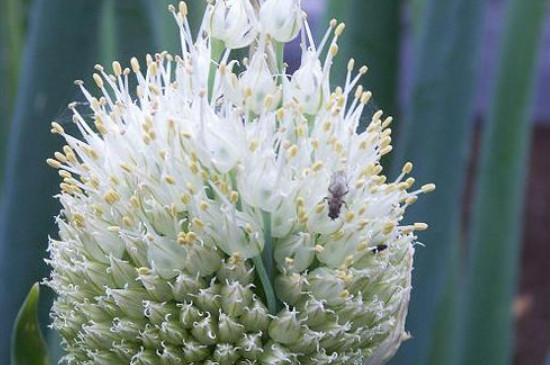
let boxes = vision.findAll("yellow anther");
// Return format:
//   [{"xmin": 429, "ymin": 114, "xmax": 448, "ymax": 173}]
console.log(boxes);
[
  {"xmin": 165, "ymin": 175, "xmax": 176, "ymax": 185},
  {"xmin": 414, "ymin": 222, "xmax": 429, "ymax": 231},
  {"xmin": 200, "ymin": 201, "xmax": 209, "ymax": 211},
  {"xmin": 345, "ymin": 211, "xmax": 355, "ymax": 222},
  {"xmin": 347, "ymin": 58, "xmax": 355, "ymax": 72},
  {"xmin": 380, "ymin": 145, "xmax": 393, "ymax": 156},
  {"xmin": 122, "ymin": 216, "xmax": 134, "ymax": 227},
  {"xmin": 382, "ymin": 222, "xmax": 395, "ymax": 235},
  {"xmin": 181, "ymin": 194, "xmax": 190, "ymax": 205},
  {"xmin": 179, "ymin": 1, "xmax": 188, "ymax": 16},
  {"xmin": 285, "ymin": 257, "xmax": 294, "ymax": 265},
  {"xmin": 50, "ymin": 122, "xmax": 64, "ymax": 134},
  {"xmin": 402, "ymin": 162, "xmax": 413, "ymax": 174},
  {"xmin": 381, "ymin": 136, "xmax": 392, "ymax": 148},
  {"xmin": 130, "ymin": 57, "xmax": 140, "ymax": 73},
  {"xmin": 357, "ymin": 240, "xmax": 369, "ymax": 251},
  {"xmin": 382, "ymin": 116, "xmax": 393, "ymax": 128},
  {"xmin": 360, "ymin": 91, "xmax": 372, "ymax": 105},
  {"xmin": 296, "ymin": 197, "xmax": 305, "ymax": 208},
  {"xmin": 137, "ymin": 267, "xmax": 149, "ymax": 275},
  {"xmin": 58, "ymin": 170, "xmax": 71, "ymax": 179},
  {"xmin": 264, "ymin": 94, "xmax": 274, "ymax": 109},
  {"xmin": 46, "ymin": 158, "xmax": 61, "ymax": 169},
  {"xmin": 249, "ymin": 139, "xmax": 259, "ymax": 151},
  {"xmin": 406, "ymin": 177, "xmax": 415, "ymax": 188},
  {"xmin": 421, "ymin": 183, "xmax": 436, "ymax": 193},
  {"xmin": 315, "ymin": 203, "xmax": 325, "ymax": 214},
  {"xmin": 244, "ymin": 223, "xmax": 253, "ymax": 235},
  {"xmin": 335, "ymin": 22, "xmax": 346, "ymax": 36},
  {"xmin": 92, "ymin": 73, "xmax": 103, "ymax": 88},
  {"xmin": 186, "ymin": 231, "xmax": 198, "ymax": 243},
  {"xmin": 107, "ymin": 226, "xmax": 121, "ymax": 233},
  {"xmin": 372, "ymin": 110, "xmax": 384, "ymax": 122},
  {"xmin": 230, "ymin": 191, "xmax": 239, "ymax": 203},
  {"xmin": 330, "ymin": 43, "xmax": 339, "ymax": 57},
  {"xmin": 405, "ymin": 196, "xmax": 418, "ymax": 205},
  {"xmin": 186, "ymin": 183, "xmax": 197, "ymax": 195},
  {"xmin": 53, "ymin": 152, "xmax": 67, "ymax": 163},
  {"xmin": 112, "ymin": 61, "xmax": 122, "ymax": 76},
  {"xmin": 229, "ymin": 251, "xmax": 244, "ymax": 264},
  {"xmin": 103, "ymin": 190, "xmax": 120, "ymax": 205},
  {"xmin": 329, "ymin": 19, "xmax": 337, "ymax": 28},
  {"xmin": 322, "ymin": 120, "xmax": 332, "ymax": 132},
  {"xmin": 312, "ymin": 161, "xmax": 324, "ymax": 172},
  {"xmin": 296, "ymin": 124, "xmax": 306, "ymax": 138},
  {"xmin": 287, "ymin": 144, "xmax": 298, "ymax": 158},
  {"xmin": 358, "ymin": 205, "xmax": 367, "ymax": 216},
  {"xmin": 359, "ymin": 65, "xmax": 368, "ymax": 74},
  {"xmin": 192, "ymin": 218, "xmax": 204, "ymax": 229},
  {"xmin": 339, "ymin": 289, "xmax": 350, "ymax": 299},
  {"xmin": 120, "ymin": 163, "xmax": 133, "ymax": 173},
  {"xmin": 332, "ymin": 229, "xmax": 345, "ymax": 240},
  {"xmin": 72, "ymin": 213, "xmax": 85, "ymax": 227},
  {"xmin": 130, "ymin": 195, "xmax": 141, "ymax": 208}
]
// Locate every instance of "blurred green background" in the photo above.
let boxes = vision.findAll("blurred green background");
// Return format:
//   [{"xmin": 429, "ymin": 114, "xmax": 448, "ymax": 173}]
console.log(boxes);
[{"xmin": 0, "ymin": 0, "xmax": 549, "ymax": 364}]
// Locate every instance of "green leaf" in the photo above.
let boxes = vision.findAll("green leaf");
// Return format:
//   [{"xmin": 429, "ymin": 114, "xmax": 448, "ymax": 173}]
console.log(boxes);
[
  {"xmin": 0, "ymin": 0, "xmax": 28, "ymax": 190},
  {"xmin": 324, "ymin": 0, "xmax": 401, "ymax": 121},
  {"xmin": 390, "ymin": 0, "xmax": 487, "ymax": 363},
  {"xmin": 11, "ymin": 283, "xmax": 49, "ymax": 365},
  {"xmin": 0, "ymin": 0, "xmax": 104, "ymax": 360},
  {"xmin": 461, "ymin": 0, "xmax": 548, "ymax": 363},
  {"xmin": 113, "ymin": 0, "xmax": 159, "ymax": 61}
]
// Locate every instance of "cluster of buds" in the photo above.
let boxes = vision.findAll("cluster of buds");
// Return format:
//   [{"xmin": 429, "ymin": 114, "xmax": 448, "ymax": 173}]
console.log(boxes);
[{"xmin": 45, "ymin": 0, "xmax": 434, "ymax": 364}]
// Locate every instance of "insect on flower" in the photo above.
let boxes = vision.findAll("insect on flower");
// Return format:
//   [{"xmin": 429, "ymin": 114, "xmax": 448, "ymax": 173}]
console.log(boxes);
[{"xmin": 326, "ymin": 171, "xmax": 349, "ymax": 220}]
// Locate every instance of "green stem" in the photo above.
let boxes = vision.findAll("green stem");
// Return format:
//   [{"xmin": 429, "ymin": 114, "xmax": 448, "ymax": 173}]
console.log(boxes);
[
  {"xmin": 253, "ymin": 211, "xmax": 279, "ymax": 315},
  {"xmin": 208, "ymin": 39, "xmax": 224, "ymax": 100},
  {"xmin": 274, "ymin": 41, "xmax": 284, "ymax": 76}
]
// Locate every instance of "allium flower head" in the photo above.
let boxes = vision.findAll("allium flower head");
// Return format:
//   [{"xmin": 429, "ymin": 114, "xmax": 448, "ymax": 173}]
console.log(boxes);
[{"xmin": 45, "ymin": 1, "xmax": 434, "ymax": 364}]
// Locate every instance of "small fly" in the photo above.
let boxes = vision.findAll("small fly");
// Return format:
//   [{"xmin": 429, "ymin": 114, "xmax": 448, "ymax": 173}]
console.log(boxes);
[{"xmin": 326, "ymin": 171, "xmax": 349, "ymax": 220}]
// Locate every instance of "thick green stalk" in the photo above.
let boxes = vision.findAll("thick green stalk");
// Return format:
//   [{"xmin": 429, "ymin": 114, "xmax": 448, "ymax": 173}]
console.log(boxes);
[
  {"xmin": 390, "ymin": 0, "xmax": 486, "ymax": 363},
  {"xmin": 112, "ymin": 0, "xmax": 160, "ymax": 61},
  {"xmin": 0, "ymin": 0, "xmax": 27, "ymax": 191},
  {"xmin": 0, "ymin": 1, "xmax": 104, "ymax": 360},
  {"xmin": 461, "ymin": 0, "xmax": 548, "ymax": 363},
  {"xmin": 253, "ymin": 211, "xmax": 279, "ymax": 315}
]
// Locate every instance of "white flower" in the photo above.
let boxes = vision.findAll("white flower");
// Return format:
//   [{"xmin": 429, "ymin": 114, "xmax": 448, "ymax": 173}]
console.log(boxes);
[
  {"xmin": 45, "ymin": 1, "xmax": 434, "ymax": 363},
  {"xmin": 205, "ymin": 0, "xmax": 258, "ymax": 49},
  {"xmin": 260, "ymin": 0, "xmax": 302, "ymax": 42}
]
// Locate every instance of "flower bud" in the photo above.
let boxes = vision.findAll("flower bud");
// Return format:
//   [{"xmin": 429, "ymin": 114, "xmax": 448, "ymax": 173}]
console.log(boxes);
[
  {"xmin": 238, "ymin": 52, "xmax": 280, "ymax": 114},
  {"xmin": 274, "ymin": 272, "xmax": 307, "ymax": 305},
  {"xmin": 218, "ymin": 311, "xmax": 246, "ymax": 342},
  {"xmin": 240, "ymin": 298, "xmax": 270, "ymax": 332},
  {"xmin": 206, "ymin": 0, "xmax": 258, "ymax": 49},
  {"xmin": 221, "ymin": 281, "xmax": 253, "ymax": 316},
  {"xmin": 268, "ymin": 306, "xmax": 302, "ymax": 344},
  {"xmin": 286, "ymin": 51, "xmax": 325, "ymax": 114},
  {"xmin": 260, "ymin": 0, "xmax": 302, "ymax": 42},
  {"xmin": 307, "ymin": 268, "xmax": 347, "ymax": 306}
]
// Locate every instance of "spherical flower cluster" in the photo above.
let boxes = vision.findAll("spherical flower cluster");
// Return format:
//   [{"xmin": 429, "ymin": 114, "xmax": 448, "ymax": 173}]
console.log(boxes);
[{"xmin": 45, "ymin": 1, "xmax": 434, "ymax": 364}]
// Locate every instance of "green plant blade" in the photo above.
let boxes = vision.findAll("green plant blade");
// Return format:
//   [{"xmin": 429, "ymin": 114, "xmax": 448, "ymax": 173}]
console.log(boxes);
[
  {"xmin": 324, "ymin": 0, "xmax": 401, "ymax": 121},
  {"xmin": 0, "ymin": 0, "xmax": 28, "ymax": 191},
  {"xmin": 11, "ymin": 283, "xmax": 49, "ymax": 365},
  {"xmin": 0, "ymin": 0, "xmax": 104, "ymax": 360},
  {"xmin": 390, "ymin": 0, "xmax": 487, "ymax": 363},
  {"xmin": 113, "ymin": 0, "xmax": 159, "ymax": 61},
  {"xmin": 461, "ymin": 0, "xmax": 548, "ymax": 363}
]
